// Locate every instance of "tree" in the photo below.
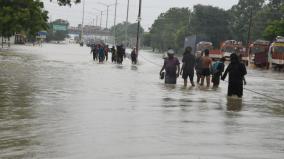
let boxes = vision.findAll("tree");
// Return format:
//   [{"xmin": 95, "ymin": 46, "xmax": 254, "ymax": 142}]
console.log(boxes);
[
  {"xmin": 263, "ymin": 20, "xmax": 284, "ymax": 41},
  {"xmin": 110, "ymin": 22, "xmax": 144, "ymax": 47},
  {"xmin": 0, "ymin": 0, "xmax": 48, "ymax": 40},
  {"xmin": 251, "ymin": 0, "xmax": 284, "ymax": 40},
  {"xmin": 228, "ymin": 0, "xmax": 265, "ymax": 42},
  {"xmin": 149, "ymin": 8, "xmax": 191, "ymax": 52},
  {"xmin": 143, "ymin": 32, "xmax": 151, "ymax": 47},
  {"xmin": 189, "ymin": 5, "xmax": 231, "ymax": 48}
]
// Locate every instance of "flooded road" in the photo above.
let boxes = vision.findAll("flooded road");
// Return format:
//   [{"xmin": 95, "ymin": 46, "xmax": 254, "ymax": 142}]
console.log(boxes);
[{"xmin": 0, "ymin": 44, "xmax": 284, "ymax": 159}]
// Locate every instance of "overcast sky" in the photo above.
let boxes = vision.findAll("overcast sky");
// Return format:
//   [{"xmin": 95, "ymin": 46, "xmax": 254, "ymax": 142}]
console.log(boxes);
[{"xmin": 43, "ymin": 0, "xmax": 238, "ymax": 31}]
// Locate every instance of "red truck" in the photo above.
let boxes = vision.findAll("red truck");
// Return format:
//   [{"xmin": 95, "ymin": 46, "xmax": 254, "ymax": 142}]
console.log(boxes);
[
  {"xmin": 249, "ymin": 40, "xmax": 270, "ymax": 68},
  {"xmin": 221, "ymin": 40, "xmax": 248, "ymax": 64},
  {"xmin": 269, "ymin": 36, "xmax": 284, "ymax": 70},
  {"xmin": 196, "ymin": 41, "xmax": 223, "ymax": 61}
]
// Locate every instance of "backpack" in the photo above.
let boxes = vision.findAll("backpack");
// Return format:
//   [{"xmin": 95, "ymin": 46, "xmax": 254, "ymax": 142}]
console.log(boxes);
[{"xmin": 211, "ymin": 61, "xmax": 221, "ymax": 74}]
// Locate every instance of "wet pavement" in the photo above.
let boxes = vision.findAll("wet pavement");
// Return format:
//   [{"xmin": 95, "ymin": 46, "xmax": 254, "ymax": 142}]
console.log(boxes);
[{"xmin": 0, "ymin": 44, "xmax": 284, "ymax": 159}]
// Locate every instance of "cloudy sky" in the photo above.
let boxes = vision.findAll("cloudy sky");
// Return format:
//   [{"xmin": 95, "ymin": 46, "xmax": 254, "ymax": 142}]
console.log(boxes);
[{"xmin": 43, "ymin": 0, "xmax": 238, "ymax": 31}]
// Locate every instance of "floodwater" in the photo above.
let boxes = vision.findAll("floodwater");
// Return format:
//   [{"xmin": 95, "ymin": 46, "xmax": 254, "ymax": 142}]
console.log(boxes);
[{"xmin": 0, "ymin": 44, "xmax": 283, "ymax": 159}]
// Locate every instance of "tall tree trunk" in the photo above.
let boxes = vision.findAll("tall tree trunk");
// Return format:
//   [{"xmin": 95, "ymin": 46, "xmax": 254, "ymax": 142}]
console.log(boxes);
[
  {"xmin": 8, "ymin": 37, "xmax": 10, "ymax": 47},
  {"xmin": 1, "ymin": 36, "xmax": 3, "ymax": 48}
]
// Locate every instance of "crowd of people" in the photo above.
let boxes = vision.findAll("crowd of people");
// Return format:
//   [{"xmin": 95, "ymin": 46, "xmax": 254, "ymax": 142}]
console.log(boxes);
[
  {"xmin": 160, "ymin": 47, "xmax": 247, "ymax": 98},
  {"xmin": 89, "ymin": 43, "xmax": 247, "ymax": 98},
  {"xmin": 90, "ymin": 44, "xmax": 138, "ymax": 64}
]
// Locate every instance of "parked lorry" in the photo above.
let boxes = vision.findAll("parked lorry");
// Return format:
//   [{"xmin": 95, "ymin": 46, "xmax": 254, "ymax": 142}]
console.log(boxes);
[
  {"xmin": 196, "ymin": 41, "xmax": 223, "ymax": 60},
  {"xmin": 221, "ymin": 40, "xmax": 248, "ymax": 64},
  {"xmin": 269, "ymin": 36, "xmax": 284, "ymax": 70},
  {"xmin": 249, "ymin": 40, "xmax": 270, "ymax": 68}
]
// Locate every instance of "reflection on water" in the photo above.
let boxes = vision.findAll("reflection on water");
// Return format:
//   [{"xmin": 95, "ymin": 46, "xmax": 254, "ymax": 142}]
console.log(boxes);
[
  {"xmin": 226, "ymin": 97, "xmax": 243, "ymax": 112},
  {"xmin": 0, "ymin": 44, "xmax": 284, "ymax": 159}
]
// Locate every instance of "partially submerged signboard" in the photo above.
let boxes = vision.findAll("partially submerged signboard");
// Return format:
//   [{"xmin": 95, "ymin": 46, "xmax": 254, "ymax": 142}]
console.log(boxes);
[
  {"xmin": 53, "ymin": 24, "xmax": 67, "ymax": 31},
  {"xmin": 36, "ymin": 31, "xmax": 47, "ymax": 39}
]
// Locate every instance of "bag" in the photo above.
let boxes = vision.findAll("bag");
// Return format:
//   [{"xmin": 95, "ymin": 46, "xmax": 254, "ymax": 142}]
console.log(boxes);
[{"xmin": 211, "ymin": 61, "xmax": 221, "ymax": 74}]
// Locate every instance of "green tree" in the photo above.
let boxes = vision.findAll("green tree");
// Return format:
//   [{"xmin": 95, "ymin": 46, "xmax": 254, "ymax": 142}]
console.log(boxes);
[
  {"xmin": 228, "ymin": 0, "xmax": 265, "ymax": 42},
  {"xmin": 143, "ymin": 32, "xmax": 151, "ymax": 47},
  {"xmin": 110, "ymin": 22, "xmax": 144, "ymax": 47},
  {"xmin": 0, "ymin": 0, "xmax": 48, "ymax": 40},
  {"xmin": 189, "ymin": 5, "xmax": 231, "ymax": 48},
  {"xmin": 149, "ymin": 8, "xmax": 191, "ymax": 52},
  {"xmin": 263, "ymin": 20, "xmax": 284, "ymax": 41},
  {"xmin": 251, "ymin": 0, "xmax": 284, "ymax": 40}
]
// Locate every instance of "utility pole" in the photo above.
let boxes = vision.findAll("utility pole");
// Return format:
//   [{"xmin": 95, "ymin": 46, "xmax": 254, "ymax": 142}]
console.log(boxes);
[
  {"xmin": 136, "ymin": 0, "xmax": 142, "ymax": 58},
  {"xmin": 99, "ymin": 2, "xmax": 115, "ymax": 29},
  {"xmin": 114, "ymin": 0, "xmax": 118, "ymax": 45},
  {"xmin": 125, "ymin": 0, "xmax": 130, "ymax": 46},
  {"xmin": 80, "ymin": 0, "xmax": 86, "ymax": 42},
  {"xmin": 93, "ymin": 8, "xmax": 105, "ymax": 30},
  {"xmin": 100, "ymin": 10, "xmax": 103, "ymax": 30},
  {"xmin": 247, "ymin": 6, "xmax": 253, "ymax": 65},
  {"xmin": 96, "ymin": 15, "xmax": 98, "ymax": 27}
]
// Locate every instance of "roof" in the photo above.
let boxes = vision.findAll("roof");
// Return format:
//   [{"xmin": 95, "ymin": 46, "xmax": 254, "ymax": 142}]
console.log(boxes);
[
  {"xmin": 253, "ymin": 40, "xmax": 270, "ymax": 46},
  {"xmin": 272, "ymin": 42, "xmax": 284, "ymax": 47}
]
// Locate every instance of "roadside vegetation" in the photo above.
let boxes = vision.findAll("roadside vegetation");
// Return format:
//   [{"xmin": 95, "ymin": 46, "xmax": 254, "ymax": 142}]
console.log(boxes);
[{"xmin": 144, "ymin": 0, "xmax": 284, "ymax": 53}]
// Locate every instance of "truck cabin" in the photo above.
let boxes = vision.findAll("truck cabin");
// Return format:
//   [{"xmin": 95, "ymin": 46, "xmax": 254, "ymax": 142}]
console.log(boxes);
[
  {"xmin": 270, "ymin": 41, "xmax": 284, "ymax": 71},
  {"xmin": 221, "ymin": 40, "xmax": 243, "ymax": 59},
  {"xmin": 196, "ymin": 41, "xmax": 213, "ymax": 54},
  {"xmin": 250, "ymin": 41, "xmax": 270, "ymax": 67}
]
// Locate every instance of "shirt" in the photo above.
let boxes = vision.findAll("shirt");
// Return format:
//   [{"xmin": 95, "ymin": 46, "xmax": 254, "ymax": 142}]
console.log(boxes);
[
  {"xmin": 182, "ymin": 53, "xmax": 196, "ymax": 72},
  {"xmin": 164, "ymin": 57, "xmax": 180, "ymax": 76}
]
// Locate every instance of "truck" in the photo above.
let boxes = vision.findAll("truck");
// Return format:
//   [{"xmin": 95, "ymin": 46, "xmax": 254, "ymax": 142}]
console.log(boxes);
[
  {"xmin": 196, "ymin": 41, "xmax": 223, "ymax": 60},
  {"xmin": 196, "ymin": 41, "xmax": 213, "ymax": 54},
  {"xmin": 269, "ymin": 36, "xmax": 284, "ymax": 70},
  {"xmin": 221, "ymin": 40, "xmax": 240, "ymax": 59},
  {"xmin": 249, "ymin": 40, "xmax": 270, "ymax": 68},
  {"xmin": 221, "ymin": 40, "xmax": 248, "ymax": 64}
]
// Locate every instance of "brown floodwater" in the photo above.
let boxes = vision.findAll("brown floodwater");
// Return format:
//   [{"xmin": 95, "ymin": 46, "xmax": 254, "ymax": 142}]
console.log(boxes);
[{"xmin": 0, "ymin": 44, "xmax": 283, "ymax": 159}]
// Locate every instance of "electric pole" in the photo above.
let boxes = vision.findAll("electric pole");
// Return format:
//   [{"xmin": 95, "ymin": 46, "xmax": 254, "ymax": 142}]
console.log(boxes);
[
  {"xmin": 136, "ymin": 0, "xmax": 142, "ymax": 58},
  {"xmin": 125, "ymin": 0, "xmax": 130, "ymax": 46},
  {"xmin": 98, "ymin": 2, "xmax": 115, "ymax": 29},
  {"xmin": 93, "ymin": 8, "xmax": 105, "ymax": 30},
  {"xmin": 80, "ymin": 0, "xmax": 86, "ymax": 42},
  {"xmin": 114, "ymin": 0, "xmax": 118, "ymax": 45},
  {"xmin": 100, "ymin": 10, "xmax": 103, "ymax": 30},
  {"xmin": 96, "ymin": 15, "xmax": 98, "ymax": 27},
  {"xmin": 247, "ymin": 5, "xmax": 253, "ymax": 65}
]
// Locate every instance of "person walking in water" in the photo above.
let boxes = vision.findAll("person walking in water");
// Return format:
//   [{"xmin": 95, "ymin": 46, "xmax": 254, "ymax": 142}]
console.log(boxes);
[
  {"xmin": 221, "ymin": 53, "xmax": 247, "ymax": 98},
  {"xmin": 160, "ymin": 49, "xmax": 180, "ymax": 84},
  {"xmin": 111, "ymin": 46, "xmax": 116, "ymax": 63},
  {"xmin": 116, "ymin": 45, "xmax": 125, "ymax": 64},
  {"xmin": 131, "ymin": 48, "xmax": 137, "ymax": 64},
  {"xmin": 195, "ymin": 51, "xmax": 203, "ymax": 84},
  {"xmin": 200, "ymin": 49, "xmax": 212, "ymax": 87},
  {"xmin": 104, "ymin": 45, "xmax": 109, "ymax": 61},
  {"xmin": 91, "ymin": 44, "xmax": 98, "ymax": 61},
  {"xmin": 98, "ymin": 45, "xmax": 105, "ymax": 63},
  {"xmin": 180, "ymin": 47, "xmax": 196, "ymax": 87},
  {"xmin": 211, "ymin": 57, "xmax": 226, "ymax": 88}
]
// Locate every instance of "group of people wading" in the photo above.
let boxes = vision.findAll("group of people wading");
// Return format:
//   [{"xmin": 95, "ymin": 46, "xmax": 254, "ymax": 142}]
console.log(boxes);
[
  {"xmin": 160, "ymin": 47, "xmax": 247, "ymax": 98},
  {"xmin": 90, "ymin": 44, "xmax": 138, "ymax": 64}
]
